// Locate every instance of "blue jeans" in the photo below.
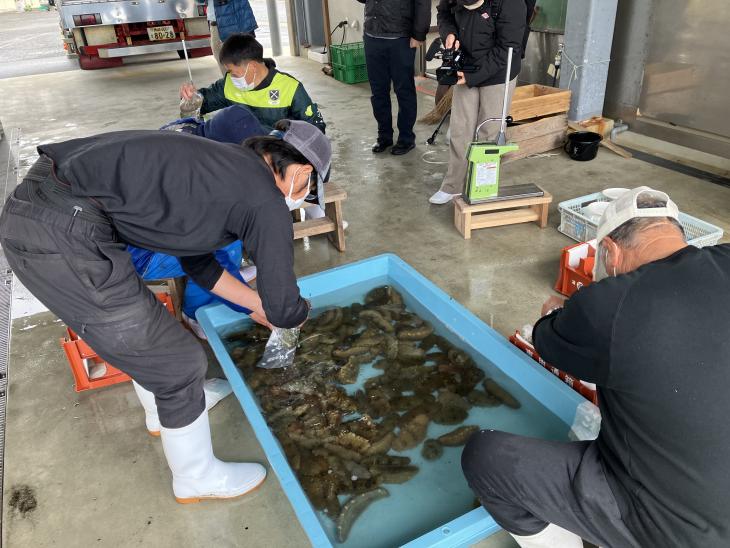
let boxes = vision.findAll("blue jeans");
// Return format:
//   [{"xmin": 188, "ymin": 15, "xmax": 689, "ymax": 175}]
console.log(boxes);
[{"xmin": 128, "ymin": 241, "xmax": 251, "ymax": 318}]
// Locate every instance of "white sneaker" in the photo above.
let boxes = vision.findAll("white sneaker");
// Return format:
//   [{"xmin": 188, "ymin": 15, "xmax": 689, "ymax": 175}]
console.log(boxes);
[
  {"xmin": 160, "ymin": 410, "xmax": 267, "ymax": 503},
  {"xmin": 429, "ymin": 190, "xmax": 460, "ymax": 205},
  {"xmin": 342, "ymin": 220, "xmax": 349, "ymax": 230},
  {"xmin": 240, "ymin": 265, "xmax": 257, "ymax": 283},
  {"xmin": 132, "ymin": 379, "xmax": 233, "ymax": 437},
  {"xmin": 183, "ymin": 313, "xmax": 208, "ymax": 340}
]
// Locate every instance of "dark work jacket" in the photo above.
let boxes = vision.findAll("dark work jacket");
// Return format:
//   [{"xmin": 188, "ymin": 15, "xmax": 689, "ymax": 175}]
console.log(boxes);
[
  {"xmin": 356, "ymin": 0, "xmax": 431, "ymax": 41},
  {"xmin": 199, "ymin": 60, "xmax": 326, "ymax": 133},
  {"xmin": 38, "ymin": 131, "xmax": 309, "ymax": 328},
  {"xmin": 437, "ymin": 0, "xmax": 526, "ymax": 87},
  {"xmin": 533, "ymin": 244, "xmax": 730, "ymax": 548}
]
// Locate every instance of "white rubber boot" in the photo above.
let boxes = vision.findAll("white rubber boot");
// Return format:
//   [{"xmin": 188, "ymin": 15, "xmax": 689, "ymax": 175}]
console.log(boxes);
[
  {"xmin": 132, "ymin": 379, "xmax": 233, "ymax": 437},
  {"xmin": 510, "ymin": 523, "xmax": 584, "ymax": 548},
  {"xmin": 160, "ymin": 410, "xmax": 267, "ymax": 503}
]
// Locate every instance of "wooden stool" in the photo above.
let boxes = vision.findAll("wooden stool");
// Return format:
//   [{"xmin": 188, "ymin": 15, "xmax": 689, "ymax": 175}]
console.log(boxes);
[
  {"xmin": 293, "ymin": 182, "xmax": 347, "ymax": 252},
  {"xmin": 454, "ymin": 188, "xmax": 553, "ymax": 239},
  {"xmin": 145, "ymin": 277, "xmax": 185, "ymax": 320}
]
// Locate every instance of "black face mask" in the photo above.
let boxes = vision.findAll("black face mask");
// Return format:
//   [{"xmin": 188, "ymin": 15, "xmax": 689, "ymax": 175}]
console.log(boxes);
[{"xmin": 456, "ymin": 0, "xmax": 482, "ymax": 6}]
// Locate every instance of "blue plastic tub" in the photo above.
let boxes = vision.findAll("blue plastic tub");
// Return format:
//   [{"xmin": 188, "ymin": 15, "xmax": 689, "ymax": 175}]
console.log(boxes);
[{"xmin": 197, "ymin": 254, "xmax": 587, "ymax": 548}]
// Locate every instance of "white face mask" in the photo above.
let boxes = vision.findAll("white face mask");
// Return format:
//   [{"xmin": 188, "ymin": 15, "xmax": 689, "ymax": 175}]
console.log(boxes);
[
  {"xmin": 284, "ymin": 169, "xmax": 310, "ymax": 211},
  {"xmin": 230, "ymin": 63, "xmax": 255, "ymax": 90}
]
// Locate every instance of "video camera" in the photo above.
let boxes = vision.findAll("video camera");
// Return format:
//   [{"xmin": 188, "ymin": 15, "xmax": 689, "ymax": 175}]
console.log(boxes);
[{"xmin": 426, "ymin": 38, "xmax": 479, "ymax": 86}]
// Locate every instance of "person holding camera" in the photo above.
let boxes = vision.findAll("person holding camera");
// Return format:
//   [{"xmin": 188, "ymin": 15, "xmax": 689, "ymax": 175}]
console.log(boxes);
[
  {"xmin": 429, "ymin": 0, "xmax": 527, "ymax": 204},
  {"xmin": 356, "ymin": 0, "xmax": 431, "ymax": 156}
]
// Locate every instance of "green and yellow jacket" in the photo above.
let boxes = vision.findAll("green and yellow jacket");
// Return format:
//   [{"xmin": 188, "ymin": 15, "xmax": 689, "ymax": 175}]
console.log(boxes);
[{"xmin": 199, "ymin": 60, "xmax": 326, "ymax": 133}]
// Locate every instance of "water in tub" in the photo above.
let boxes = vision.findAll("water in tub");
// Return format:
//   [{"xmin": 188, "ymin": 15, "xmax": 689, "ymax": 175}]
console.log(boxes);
[{"xmin": 221, "ymin": 278, "xmax": 571, "ymax": 547}]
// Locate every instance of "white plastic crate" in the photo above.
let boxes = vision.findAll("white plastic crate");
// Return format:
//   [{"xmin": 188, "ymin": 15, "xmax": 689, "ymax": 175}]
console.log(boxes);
[{"xmin": 558, "ymin": 192, "xmax": 724, "ymax": 247}]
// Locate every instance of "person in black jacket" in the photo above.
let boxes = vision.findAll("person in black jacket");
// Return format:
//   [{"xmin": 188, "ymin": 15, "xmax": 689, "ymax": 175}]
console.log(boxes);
[
  {"xmin": 462, "ymin": 187, "xmax": 730, "ymax": 548},
  {"xmin": 430, "ymin": 0, "xmax": 526, "ymax": 204},
  {"xmin": 0, "ymin": 122, "xmax": 331, "ymax": 504},
  {"xmin": 356, "ymin": 0, "xmax": 431, "ymax": 155}
]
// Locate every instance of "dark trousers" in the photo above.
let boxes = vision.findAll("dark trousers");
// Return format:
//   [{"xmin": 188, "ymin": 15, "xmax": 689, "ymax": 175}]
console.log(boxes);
[
  {"xmin": 364, "ymin": 35, "xmax": 417, "ymax": 145},
  {"xmin": 462, "ymin": 430, "xmax": 640, "ymax": 548},
  {"xmin": 0, "ymin": 157, "xmax": 206, "ymax": 428}
]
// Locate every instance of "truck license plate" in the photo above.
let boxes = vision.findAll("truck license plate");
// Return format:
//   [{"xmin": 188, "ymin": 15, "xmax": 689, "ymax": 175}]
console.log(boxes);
[{"xmin": 147, "ymin": 26, "xmax": 175, "ymax": 41}]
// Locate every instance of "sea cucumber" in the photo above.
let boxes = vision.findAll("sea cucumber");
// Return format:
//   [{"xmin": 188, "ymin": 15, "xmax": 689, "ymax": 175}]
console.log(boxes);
[{"xmin": 336, "ymin": 487, "xmax": 390, "ymax": 543}]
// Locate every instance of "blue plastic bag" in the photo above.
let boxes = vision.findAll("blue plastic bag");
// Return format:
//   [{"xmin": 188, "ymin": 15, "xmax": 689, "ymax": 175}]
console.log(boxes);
[{"xmin": 129, "ymin": 241, "xmax": 251, "ymax": 318}]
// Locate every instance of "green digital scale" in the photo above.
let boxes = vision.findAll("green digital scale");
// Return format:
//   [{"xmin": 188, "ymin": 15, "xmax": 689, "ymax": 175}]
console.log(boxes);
[{"xmin": 463, "ymin": 47, "xmax": 521, "ymax": 204}]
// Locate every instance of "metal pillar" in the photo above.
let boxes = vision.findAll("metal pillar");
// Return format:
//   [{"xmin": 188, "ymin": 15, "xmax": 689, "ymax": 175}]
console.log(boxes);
[
  {"xmin": 266, "ymin": 0, "xmax": 282, "ymax": 57},
  {"xmin": 559, "ymin": 0, "xmax": 618, "ymax": 121},
  {"xmin": 284, "ymin": 0, "xmax": 300, "ymax": 56}
]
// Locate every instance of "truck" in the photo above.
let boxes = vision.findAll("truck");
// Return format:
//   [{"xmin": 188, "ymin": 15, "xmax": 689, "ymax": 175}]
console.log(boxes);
[{"xmin": 57, "ymin": 0, "xmax": 212, "ymax": 70}]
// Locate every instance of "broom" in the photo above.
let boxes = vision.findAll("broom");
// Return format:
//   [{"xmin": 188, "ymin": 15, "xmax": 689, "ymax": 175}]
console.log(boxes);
[{"xmin": 419, "ymin": 86, "xmax": 453, "ymax": 125}]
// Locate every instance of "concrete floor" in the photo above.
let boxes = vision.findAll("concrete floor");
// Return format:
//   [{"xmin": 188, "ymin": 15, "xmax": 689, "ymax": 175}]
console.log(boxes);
[{"xmin": 0, "ymin": 44, "xmax": 729, "ymax": 548}]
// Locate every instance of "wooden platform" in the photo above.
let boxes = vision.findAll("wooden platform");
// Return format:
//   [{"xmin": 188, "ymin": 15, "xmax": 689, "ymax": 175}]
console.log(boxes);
[
  {"xmin": 453, "ymin": 188, "xmax": 553, "ymax": 239},
  {"xmin": 293, "ymin": 182, "xmax": 347, "ymax": 252}
]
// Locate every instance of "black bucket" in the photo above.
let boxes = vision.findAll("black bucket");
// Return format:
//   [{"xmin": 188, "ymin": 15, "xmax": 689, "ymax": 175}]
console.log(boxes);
[{"xmin": 564, "ymin": 131, "xmax": 602, "ymax": 161}]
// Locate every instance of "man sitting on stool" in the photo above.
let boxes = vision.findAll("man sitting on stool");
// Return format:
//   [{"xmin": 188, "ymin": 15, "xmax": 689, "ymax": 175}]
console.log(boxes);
[
  {"xmin": 461, "ymin": 187, "xmax": 730, "ymax": 547},
  {"xmin": 180, "ymin": 34, "xmax": 325, "ymax": 133}
]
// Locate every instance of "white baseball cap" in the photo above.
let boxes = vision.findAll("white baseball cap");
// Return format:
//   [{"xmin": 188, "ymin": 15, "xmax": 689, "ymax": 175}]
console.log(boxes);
[{"xmin": 596, "ymin": 186, "xmax": 679, "ymax": 243}]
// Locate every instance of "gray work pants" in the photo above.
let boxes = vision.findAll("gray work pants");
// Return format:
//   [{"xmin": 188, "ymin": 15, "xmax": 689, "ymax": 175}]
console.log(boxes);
[
  {"xmin": 439, "ymin": 78, "xmax": 517, "ymax": 195},
  {"xmin": 209, "ymin": 23, "xmax": 226, "ymax": 76},
  {"xmin": 0, "ymin": 157, "xmax": 206, "ymax": 428},
  {"xmin": 462, "ymin": 430, "xmax": 640, "ymax": 548}
]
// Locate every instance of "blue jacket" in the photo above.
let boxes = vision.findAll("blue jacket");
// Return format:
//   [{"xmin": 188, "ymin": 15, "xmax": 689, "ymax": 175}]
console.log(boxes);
[
  {"xmin": 159, "ymin": 104, "xmax": 266, "ymax": 144},
  {"xmin": 214, "ymin": 0, "xmax": 258, "ymax": 41}
]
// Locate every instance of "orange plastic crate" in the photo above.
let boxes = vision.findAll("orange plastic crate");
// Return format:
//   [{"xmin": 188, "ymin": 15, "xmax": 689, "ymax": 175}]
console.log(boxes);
[
  {"xmin": 59, "ymin": 292, "xmax": 176, "ymax": 392},
  {"xmin": 510, "ymin": 331, "xmax": 598, "ymax": 405},
  {"xmin": 554, "ymin": 240, "xmax": 596, "ymax": 297}
]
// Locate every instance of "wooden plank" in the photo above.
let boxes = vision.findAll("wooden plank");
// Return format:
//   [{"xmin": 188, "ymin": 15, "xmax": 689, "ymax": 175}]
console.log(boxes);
[
  {"xmin": 568, "ymin": 116, "xmax": 614, "ymax": 139},
  {"xmin": 301, "ymin": 182, "xmax": 347, "ymax": 206},
  {"xmin": 502, "ymin": 130, "xmax": 566, "ymax": 163},
  {"xmin": 456, "ymin": 192, "xmax": 552, "ymax": 213},
  {"xmin": 533, "ymin": 203, "xmax": 549, "ymax": 228},
  {"xmin": 510, "ymin": 85, "xmax": 571, "ymax": 122},
  {"xmin": 510, "ymin": 94, "xmax": 571, "ymax": 121},
  {"xmin": 454, "ymin": 201, "xmax": 466, "ymax": 238},
  {"xmin": 293, "ymin": 218, "xmax": 336, "ymax": 239},
  {"xmin": 600, "ymin": 139, "xmax": 633, "ymax": 159},
  {"xmin": 506, "ymin": 113, "xmax": 568, "ymax": 142},
  {"xmin": 325, "ymin": 199, "xmax": 346, "ymax": 252},
  {"xmin": 470, "ymin": 209, "xmax": 541, "ymax": 229}
]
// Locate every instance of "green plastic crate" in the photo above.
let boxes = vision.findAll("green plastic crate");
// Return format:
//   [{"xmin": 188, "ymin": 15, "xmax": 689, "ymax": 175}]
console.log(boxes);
[
  {"xmin": 330, "ymin": 42, "xmax": 366, "ymax": 67},
  {"xmin": 332, "ymin": 62, "xmax": 368, "ymax": 84}
]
